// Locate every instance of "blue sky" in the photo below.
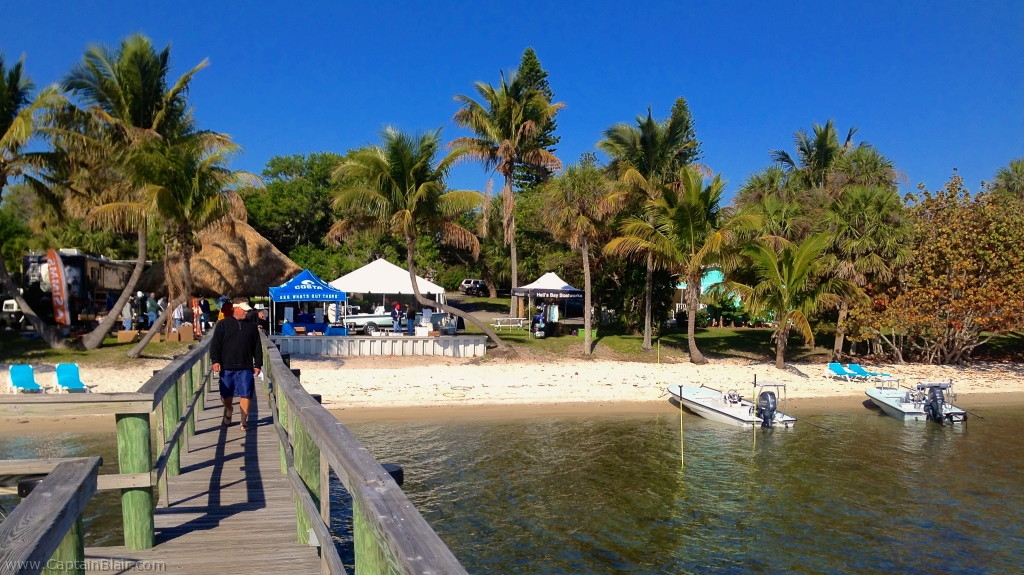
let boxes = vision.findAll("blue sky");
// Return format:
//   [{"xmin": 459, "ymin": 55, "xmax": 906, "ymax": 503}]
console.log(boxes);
[{"xmin": 4, "ymin": 1, "xmax": 1022, "ymax": 203}]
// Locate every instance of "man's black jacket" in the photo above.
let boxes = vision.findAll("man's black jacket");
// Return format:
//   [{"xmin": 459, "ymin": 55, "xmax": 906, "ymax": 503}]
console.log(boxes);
[{"xmin": 210, "ymin": 316, "xmax": 263, "ymax": 370}]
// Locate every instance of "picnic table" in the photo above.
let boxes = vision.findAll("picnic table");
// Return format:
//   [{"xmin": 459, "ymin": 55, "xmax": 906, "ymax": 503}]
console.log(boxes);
[{"xmin": 491, "ymin": 317, "xmax": 528, "ymax": 331}]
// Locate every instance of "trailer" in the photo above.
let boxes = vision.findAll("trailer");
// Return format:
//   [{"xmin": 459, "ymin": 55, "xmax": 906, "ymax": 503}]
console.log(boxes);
[{"xmin": 19, "ymin": 249, "xmax": 141, "ymax": 328}]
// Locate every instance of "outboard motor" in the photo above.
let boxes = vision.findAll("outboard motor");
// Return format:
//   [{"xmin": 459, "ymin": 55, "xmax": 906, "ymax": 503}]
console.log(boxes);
[
  {"xmin": 924, "ymin": 386, "xmax": 946, "ymax": 423},
  {"xmin": 756, "ymin": 391, "xmax": 777, "ymax": 428}
]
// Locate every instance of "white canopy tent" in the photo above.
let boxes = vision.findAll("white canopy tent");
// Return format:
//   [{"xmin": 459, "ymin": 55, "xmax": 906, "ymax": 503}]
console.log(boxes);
[
  {"xmin": 330, "ymin": 258, "xmax": 447, "ymax": 304},
  {"xmin": 512, "ymin": 272, "xmax": 583, "ymax": 329},
  {"xmin": 511, "ymin": 272, "xmax": 584, "ymax": 299}
]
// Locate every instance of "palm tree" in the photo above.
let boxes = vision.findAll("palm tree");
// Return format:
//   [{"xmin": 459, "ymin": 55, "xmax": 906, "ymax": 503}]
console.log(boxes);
[
  {"xmin": 598, "ymin": 102, "xmax": 698, "ymax": 350},
  {"xmin": 328, "ymin": 127, "xmax": 508, "ymax": 349},
  {"xmin": 668, "ymin": 168, "xmax": 757, "ymax": 363},
  {"xmin": 58, "ymin": 33, "xmax": 208, "ymax": 350},
  {"xmin": 63, "ymin": 33, "xmax": 206, "ymax": 140},
  {"xmin": 824, "ymin": 184, "xmax": 910, "ymax": 359},
  {"xmin": 608, "ymin": 166, "xmax": 754, "ymax": 363},
  {"xmin": 543, "ymin": 153, "xmax": 624, "ymax": 354},
  {"xmin": 0, "ymin": 55, "xmax": 69, "ymax": 347},
  {"xmin": 452, "ymin": 72, "xmax": 563, "ymax": 315},
  {"xmin": 989, "ymin": 157, "xmax": 1024, "ymax": 199},
  {"xmin": 732, "ymin": 234, "xmax": 857, "ymax": 369},
  {"xmin": 771, "ymin": 120, "xmax": 856, "ymax": 192},
  {"xmin": 138, "ymin": 134, "xmax": 260, "ymax": 346}
]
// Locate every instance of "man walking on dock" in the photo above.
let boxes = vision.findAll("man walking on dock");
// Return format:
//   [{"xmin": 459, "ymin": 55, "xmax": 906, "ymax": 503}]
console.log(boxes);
[{"xmin": 210, "ymin": 298, "xmax": 263, "ymax": 431}]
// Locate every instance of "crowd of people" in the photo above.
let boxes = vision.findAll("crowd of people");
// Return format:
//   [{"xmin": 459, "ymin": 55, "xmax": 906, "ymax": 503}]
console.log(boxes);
[{"xmin": 116, "ymin": 292, "xmax": 269, "ymax": 339}]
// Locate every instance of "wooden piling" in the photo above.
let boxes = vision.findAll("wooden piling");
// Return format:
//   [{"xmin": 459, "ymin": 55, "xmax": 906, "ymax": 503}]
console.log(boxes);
[{"xmin": 115, "ymin": 413, "xmax": 154, "ymax": 549}]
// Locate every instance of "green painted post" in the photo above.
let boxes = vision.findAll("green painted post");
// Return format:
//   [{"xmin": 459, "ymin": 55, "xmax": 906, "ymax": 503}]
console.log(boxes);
[
  {"xmin": 278, "ymin": 386, "xmax": 290, "ymax": 473},
  {"xmin": 42, "ymin": 516, "xmax": 84, "ymax": 575},
  {"xmin": 116, "ymin": 412, "xmax": 154, "ymax": 549},
  {"xmin": 293, "ymin": 418, "xmax": 320, "ymax": 544},
  {"xmin": 185, "ymin": 365, "xmax": 196, "ymax": 438},
  {"xmin": 162, "ymin": 379, "xmax": 181, "ymax": 477},
  {"xmin": 353, "ymin": 499, "xmax": 397, "ymax": 575}
]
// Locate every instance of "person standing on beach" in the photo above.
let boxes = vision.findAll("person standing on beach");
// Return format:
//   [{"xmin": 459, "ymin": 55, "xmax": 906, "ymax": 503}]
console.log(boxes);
[
  {"xmin": 210, "ymin": 298, "xmax": 262, "ymax": 432},
  {"xmin": 121, "ymin": 297, "xmax": 134, "ymax": 331},
  {"xmin": 146, "ymin": 292, "xmax": 159, "ymax": 327},
  {"xmin": 198, "ymin": 298, "xmax": 211, "ymax": 332},
  {"xmin": 391, "ymin": 301, "xmax": 402, "ymax": 333}
]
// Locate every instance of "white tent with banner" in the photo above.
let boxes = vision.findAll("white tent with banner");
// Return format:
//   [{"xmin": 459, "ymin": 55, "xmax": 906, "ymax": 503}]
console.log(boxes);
[
  {"xmin": 267, "ymin": 269, "xmax": 347, "ymax": 334},
  {"xmin": 329, "ymin": 258, "xmax": 446, "ymax": 304},
  {"xmin": 511, "ymin": 272, "xmax": 583, "ymax": 329},
  {"xmin": 511, "ymin": 272, "xmax": 584, "ymax": 299}
]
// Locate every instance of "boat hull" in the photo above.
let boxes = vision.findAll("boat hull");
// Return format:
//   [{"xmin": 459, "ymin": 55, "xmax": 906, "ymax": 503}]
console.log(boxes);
[
  {"xmin": 668, "ymin": 385, "xmax": 796, "ymax": 428},
  {"xmin": 864, "ymin": 386, "xmax": 966, "ymax": 423}
]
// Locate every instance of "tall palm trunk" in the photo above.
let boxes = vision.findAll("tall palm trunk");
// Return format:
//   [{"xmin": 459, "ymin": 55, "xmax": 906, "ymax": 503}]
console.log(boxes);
[
  {"xmin": 80, "ymin": 225, "xmax": 148, "ymax": 350},
  {"xmin": 642, "ymin": 253, "xmax": 653, "ymax": 350},
  {"xmin": 775, "ymin": 324, "xmax": 790, "ymax": 369},
  {"xmin": 405, "ymin": 241, "xmax": 507, "ymax": 350},
  {"xmin": 832, "ymin": 302, "xmax": 849, "ymax": 360},
  {"xmin": 503, "ymin": 174, "xmax": 518, "ymax": 318},
  {"xmin": 582, "ymin": 240, "xmax": 593, "ymax": 355},
  {"xmin": 685, "ymin": 272, "xmax": 707, "ymax": 364}
]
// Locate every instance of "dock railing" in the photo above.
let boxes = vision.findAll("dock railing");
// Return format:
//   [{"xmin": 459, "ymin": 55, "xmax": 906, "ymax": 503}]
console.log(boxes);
[
  {"xmin": 265, "ymin": 339, "xmax": 469, "ymax": 574},
  {"xmin": 0, "ymin": 335, "xmax": 468, "ymax": 574},
  {"xmin": 0, "ymin": 457, "xmax": 101, "ymax": 575}
]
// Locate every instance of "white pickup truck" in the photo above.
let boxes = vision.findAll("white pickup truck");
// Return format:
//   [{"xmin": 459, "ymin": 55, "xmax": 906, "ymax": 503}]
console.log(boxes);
[
  {"xmin": 341, "ymin": 306, "xmax": 457, "ymax": 336},
  {"xmin": 342, "ymin": 306, "xmax": 400, "ymax": 335}
]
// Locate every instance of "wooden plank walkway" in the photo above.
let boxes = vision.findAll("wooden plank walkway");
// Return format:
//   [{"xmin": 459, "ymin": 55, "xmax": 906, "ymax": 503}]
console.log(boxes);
[{"xmin": 83, "ymin": 382, "xmax": 323, "ymax": 574}]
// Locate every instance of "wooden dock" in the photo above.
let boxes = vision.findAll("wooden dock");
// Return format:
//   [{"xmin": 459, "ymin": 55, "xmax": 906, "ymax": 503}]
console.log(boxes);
[
  {"xmin": 82, "ymin": 384, "xmax": 321, "ymax": 574},
  {"xmin": 1, "ymin": 337, "xmax": 467, "ymax": 575}
]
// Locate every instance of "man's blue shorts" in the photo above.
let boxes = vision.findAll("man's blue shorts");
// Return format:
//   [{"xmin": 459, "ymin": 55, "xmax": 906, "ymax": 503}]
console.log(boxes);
[{"xmin": 219, "ymin": 369, "xmax": 255, "ymax": 399}]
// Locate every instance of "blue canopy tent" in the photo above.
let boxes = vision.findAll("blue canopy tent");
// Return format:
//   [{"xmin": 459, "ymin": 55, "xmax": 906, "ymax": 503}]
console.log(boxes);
[{"xmin": 268, "ymin": 269, "xmax": 347, "ymax": 335}]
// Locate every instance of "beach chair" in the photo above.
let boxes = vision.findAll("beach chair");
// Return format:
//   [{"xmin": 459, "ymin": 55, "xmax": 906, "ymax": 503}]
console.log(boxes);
[
  {"xmin": 846, "ymin": 363, "xmax": 892, "ymax": 380},
  {"xmin": 826, "ymin": 362, "xmax": 862, "ymax": 381},
  {"xmin": 8, "ymin": 364, "xmax": 44, "ymax": 393},
  {"xmin": 54, "ymin": 363, "xmax": 90, "ymax": 393},
  {"xmin": 847, "ymin": 364, "xmax": 888, "ymax": 378}
]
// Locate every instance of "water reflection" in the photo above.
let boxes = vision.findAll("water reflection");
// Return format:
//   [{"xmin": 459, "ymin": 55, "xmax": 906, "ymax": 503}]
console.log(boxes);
[
  {"xmin": 3, "ymin": 407, "xmax": 1021, "ymax": 573},
  {"xmin": 0, "ymin": 432, "xmax": 125, "ymax": 547},
  {"xmin": 347, "ymin": 407, "xmax": 1022, "ymax": 574}
]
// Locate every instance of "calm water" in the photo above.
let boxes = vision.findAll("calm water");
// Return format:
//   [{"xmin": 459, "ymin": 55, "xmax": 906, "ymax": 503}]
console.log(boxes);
[{"xmin": 3, "ymin": 405, "xmax": 1022, "ymax": 574}]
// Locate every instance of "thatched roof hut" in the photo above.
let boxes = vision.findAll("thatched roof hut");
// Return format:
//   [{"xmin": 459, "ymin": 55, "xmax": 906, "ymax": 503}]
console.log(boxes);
[{"xmin": 138, "ymin": 221, "xmax": 301, "ymax": 297}]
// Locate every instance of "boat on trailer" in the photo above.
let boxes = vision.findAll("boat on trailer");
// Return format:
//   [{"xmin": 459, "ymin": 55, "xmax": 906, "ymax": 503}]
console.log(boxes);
[
  {"xmin": 667, "ymin": 380, "xmax": 796, "ymax": 428},
  {"xmin": 865, "ymin": 381, "xmax": 967, "ymax": 424}
]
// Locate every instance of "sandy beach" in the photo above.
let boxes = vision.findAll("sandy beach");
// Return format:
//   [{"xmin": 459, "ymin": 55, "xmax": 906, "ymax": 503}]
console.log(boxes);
[{"xmin": 3, "ymin": 354, "xmax": 1022, "ymax": 431}]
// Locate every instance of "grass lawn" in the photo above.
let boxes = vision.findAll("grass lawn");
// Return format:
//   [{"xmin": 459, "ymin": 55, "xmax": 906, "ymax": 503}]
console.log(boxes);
[{"xmin": 0, "ymin": 331, "xmax": 194, "ymax": 367}]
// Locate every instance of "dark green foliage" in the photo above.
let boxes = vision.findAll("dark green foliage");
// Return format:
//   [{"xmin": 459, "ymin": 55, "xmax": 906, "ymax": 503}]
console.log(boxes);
[
  {"xmin": 0, "ymin": 203, "xmax": 31, "ymax": 286},
  {"xmin": 245, "ymin": 152, "xmax": 344, "ymax": 255},
  {"xmin": 598, "ymin": 265, "xmax": 674, "ymax": 335},
  {"xmin": 512, "ymin": 48, "xmax": 560, "ymax": 191}
]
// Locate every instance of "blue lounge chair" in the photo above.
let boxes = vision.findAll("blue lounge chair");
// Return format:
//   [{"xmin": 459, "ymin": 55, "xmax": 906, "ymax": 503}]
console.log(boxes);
[
  {"xmin": 8, "ymin": 364, "xmax": 44, "ymax": 393},
  {"xmin": 826, "ymin": 362, "xmax": 863, "ymax": 381},
  {"xmin": 846, "ymin": 363, "xmax": 892, "ymax": 380},
  {"xmin": 54, "ymin": 363, "xmax": 90, "ymax": 393}
]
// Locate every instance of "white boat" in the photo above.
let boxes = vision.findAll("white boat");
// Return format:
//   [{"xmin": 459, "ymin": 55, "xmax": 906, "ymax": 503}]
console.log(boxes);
[
  {"xmin": 865, "ymin": 382, "xmax": 967, "ymax": 424},
  {"xmin": 667, "ymin": 382, "xmax": 796, "ymax": 428}
]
